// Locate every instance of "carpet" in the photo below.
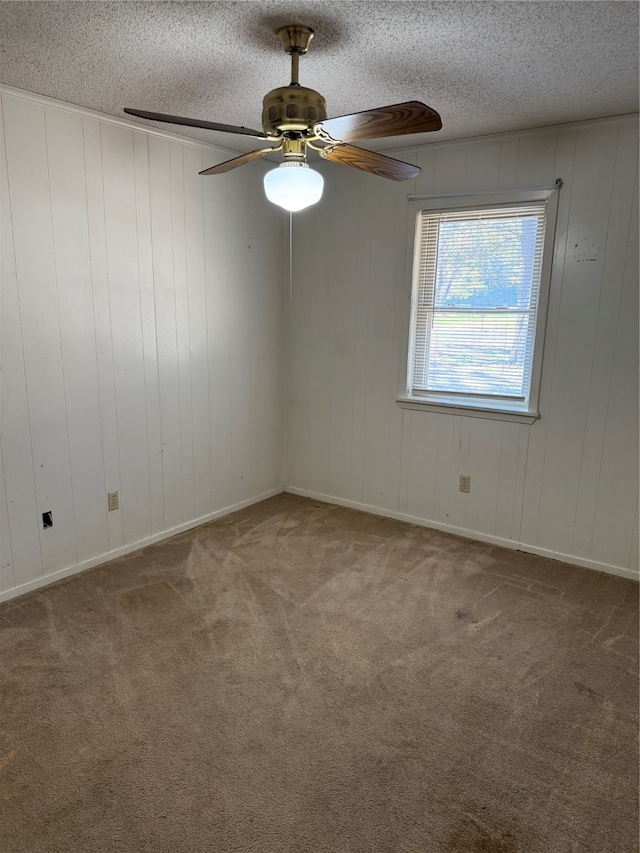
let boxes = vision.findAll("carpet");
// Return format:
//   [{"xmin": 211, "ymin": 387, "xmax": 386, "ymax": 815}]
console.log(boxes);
[{"xmin": 1, "ymin": 493, "xmax": 637, "ymax": 852}]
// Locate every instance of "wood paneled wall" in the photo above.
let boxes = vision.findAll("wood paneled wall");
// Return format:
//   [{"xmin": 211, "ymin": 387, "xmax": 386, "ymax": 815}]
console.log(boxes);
[
  {"xmin": 1, "ymin": 89, "xmax": 285, "ymax": 599},
  {"xmin": 2, "ymin": 88, "xmax": 637, "ymax": 598},
  {"xmin": 286, "ymin": 116, "xmax": 639, "ymax": 578}
]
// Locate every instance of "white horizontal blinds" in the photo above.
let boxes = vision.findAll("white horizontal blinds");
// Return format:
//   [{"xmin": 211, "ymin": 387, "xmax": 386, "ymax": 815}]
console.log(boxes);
[{"xmin": 413, "ymin": 204, "xmax": 547, "ymax": 401}]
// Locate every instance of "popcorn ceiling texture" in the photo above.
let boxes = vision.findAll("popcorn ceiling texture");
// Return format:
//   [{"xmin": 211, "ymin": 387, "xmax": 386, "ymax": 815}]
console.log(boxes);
[{"xmin": 0, "ymin": 1, "xmax": 638, "ymax": 153}]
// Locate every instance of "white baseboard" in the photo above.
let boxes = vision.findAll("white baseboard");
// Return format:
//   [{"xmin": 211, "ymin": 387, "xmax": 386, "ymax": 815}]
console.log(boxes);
[
  {"xmin": 0, "ymin": 486, "xmax": 285, "ymax": 602},
  {"xmin": 3, "ymin": 483, "xmax": 636, "ymax": 601},
  {"xmin": 285, "ymin": 486, "xmax": 639, "ymax": 582}
]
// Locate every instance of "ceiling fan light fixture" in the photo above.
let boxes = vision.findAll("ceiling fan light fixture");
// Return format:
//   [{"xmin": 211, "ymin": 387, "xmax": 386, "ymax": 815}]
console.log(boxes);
[
  {"xmin": 263, "ymin": 162, "xmax": 324, "ymax": 212},
  {"xmin": 125, "ymin": 24, "xmax": 440, "ymax": 192}
]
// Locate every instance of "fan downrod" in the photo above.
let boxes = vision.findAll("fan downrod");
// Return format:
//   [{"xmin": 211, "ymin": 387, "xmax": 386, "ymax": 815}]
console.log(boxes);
[
  {"xmin": 277, "ymin": 24, "xmax": 314, "ymax": 86},
  {"xmin": 262, "ymin": 24, "xmax": 326, "ymax": 138}
]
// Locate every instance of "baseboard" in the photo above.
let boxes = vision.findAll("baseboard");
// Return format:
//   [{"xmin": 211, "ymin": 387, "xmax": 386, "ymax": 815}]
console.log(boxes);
[
  {"xmin": 0, "ymin": 486, "xmax": 286, "ymax": 602},
  {"xmin": 285, "ymin": 486, "xmax": 639, "ymax": 582},
  {"xmin": 4, "ymin": 483, "xmax": 635, "ymax": 601}
]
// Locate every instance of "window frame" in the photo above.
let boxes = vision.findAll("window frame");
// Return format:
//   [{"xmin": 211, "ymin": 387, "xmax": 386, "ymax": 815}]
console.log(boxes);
[{"xmin": 398, "ymin": 188, "xmax": 560, "ymax": 424}]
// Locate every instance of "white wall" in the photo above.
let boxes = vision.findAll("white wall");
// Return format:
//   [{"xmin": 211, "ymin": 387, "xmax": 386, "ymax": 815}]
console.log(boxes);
[
  {"xmin": 286, "ymin": 115, "xmax": 639, "ymax": 579},
  {"xmin": 1, "ymin": 88, "xmax": 285, "ymax": 600}
]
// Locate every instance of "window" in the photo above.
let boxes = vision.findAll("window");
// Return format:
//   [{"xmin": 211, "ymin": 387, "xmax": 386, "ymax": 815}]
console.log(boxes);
[{"xmin": 400, "ymin": 189, "xmax": 559, "ymax": 423}]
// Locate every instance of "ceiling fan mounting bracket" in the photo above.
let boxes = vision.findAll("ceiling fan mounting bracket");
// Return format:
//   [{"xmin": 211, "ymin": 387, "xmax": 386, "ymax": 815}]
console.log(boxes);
[
  {"xmin": 277, "ymin": 25, "xmax": 315, "ymax": 56},
  {"xmin": 277, "ymin": 25, "xmax": 314, "ymax": 86}
]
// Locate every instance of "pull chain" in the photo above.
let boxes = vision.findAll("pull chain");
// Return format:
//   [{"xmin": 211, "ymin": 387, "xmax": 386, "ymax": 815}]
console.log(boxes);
[{"xmin": 289, "ymin": 211, "xmax": 293, "ymax": 302}]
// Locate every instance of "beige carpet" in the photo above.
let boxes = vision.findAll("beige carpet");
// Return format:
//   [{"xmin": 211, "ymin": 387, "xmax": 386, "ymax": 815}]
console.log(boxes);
[{"xmin": 1, "ymin": 493, "xmax": 638, "ymax": 853}]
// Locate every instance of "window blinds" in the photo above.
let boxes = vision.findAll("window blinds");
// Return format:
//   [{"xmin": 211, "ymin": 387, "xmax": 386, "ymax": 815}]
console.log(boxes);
[{"xmin": 411, "ymin": 204, "xmax": 547, "ymax": 402}]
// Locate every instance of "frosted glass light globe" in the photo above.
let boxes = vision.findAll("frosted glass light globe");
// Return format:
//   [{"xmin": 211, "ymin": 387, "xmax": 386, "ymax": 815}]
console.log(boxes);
[{"xmin": 263, "ymin": 162, "xmax": 324, "ymax": 212}]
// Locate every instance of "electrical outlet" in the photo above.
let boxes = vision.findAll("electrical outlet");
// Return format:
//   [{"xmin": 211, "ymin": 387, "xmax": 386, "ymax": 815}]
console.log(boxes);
[
  {"xmin": 107, "ymin": 491, "xmax": 119, "ymax": 512},
  {"xmin": 459, "ymin": 475, "xmax": 471, "ymax": 493}
]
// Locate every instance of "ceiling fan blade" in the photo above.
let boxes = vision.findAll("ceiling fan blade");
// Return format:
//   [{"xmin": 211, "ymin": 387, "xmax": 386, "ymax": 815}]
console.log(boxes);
[
  {"xmin": 200, "ymin": 147, "xmax": 278, "ymax": 175},
  {"xmin": 318, "ymin": 101, "xmax": 441, "ymax": 143},
  {"xmin": 322, "ymin": 144, "xmax": 420, "ymax": 181},
  {"xmin": 123, "ymin": 108, "xmax": 267, "ymax": 139}
]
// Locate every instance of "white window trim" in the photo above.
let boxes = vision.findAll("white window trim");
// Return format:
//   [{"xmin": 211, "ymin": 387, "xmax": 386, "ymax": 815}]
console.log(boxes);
[{"xmin": 398, "ymin": 187, "xmax": 560, "ymax": 424}]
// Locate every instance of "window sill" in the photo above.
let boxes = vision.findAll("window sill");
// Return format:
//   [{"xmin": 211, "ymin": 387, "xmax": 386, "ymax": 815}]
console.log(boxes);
[{"xmin": 396, "ymin": 396, "xmax": 540, "ymax": 424}]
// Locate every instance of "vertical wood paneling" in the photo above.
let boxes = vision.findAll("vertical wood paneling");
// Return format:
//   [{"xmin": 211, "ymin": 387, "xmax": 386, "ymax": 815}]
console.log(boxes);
[
  {"xmin": 246, "ymin": 186, "xmax": 285, "ymax": 495},
  {"xmin": 361, "ymin": 177, "xmax": 408, "ymax": 508},
  {"xmin": 225, "ymin": 167, "xmax": 254, "ymax": 504},
  {"xmin": 101, "ymin": 122, "xmax": 151, "ymax": 545},
  {"xmin": 201, "ymin": 152, "xmax": 234, "ymax": 510},
  {"xmin": 83, "ymin": 117, "xmax": 124, "ymax": 552},
  {"xmin": 183, "ymin": 145, "xmax": 211, "ymax": 519},
  {"xmin": 589, "ymin": 168, "xmax": 639, "ymax": 567},
  {"xmin": 571, "ymin": 124, "xmax": 639, "ymax": 557},
  {"xmin": 464, "ymin": 418, "xmax": 502, "ymax": 535},
  {"xmin": 292, "ymin": 165, "xmax": 361, "ymax": 502},
  {"xmin": 433, "ymin": 415, "xmax": 457, "ymax": 525},
  {"xmin": 515, "ymin": 134, "xmax": 558, "ymax": 187},
  {"xmin": 287, "ymin": 196, "xmax": 329, "ymax": 496},
  {"xmin": 349, "ymin": 176, "xmax": 376, "ymax": 504},
  {"xmin": 494, "ymin": 423, "xmax": 528, "ymax": 543},
  {"xmin": 3, "ymin": 95, "xmax": 77, "ymax": 575},
  {"xmin": 1, "ymin": 90, "xmax": 285, "ymax": 599},
  {"xmin": 519, "ymin": 131, "xmax": 577, "ymax": 547},
  {"xmin": 388, "ymin": 195, "xmax": 419, "ymax": 513},
  {"xmin": 324, "ymin": 171, "xmax": 360, "ymax": 501},
  {"xmin": 403, "ymin": 412, "xmax": 460, "ymax": 526},
  {"xmin": 148, "ymin": 135, "xmax": 183, "ymax": 529},
  {"xmin": 45, "ymin": 107, "xmax": 108, "ymax": 563},
  {"xmin": 629, "ymin": 498, "xmax": 639, "ymax": 571},
  {"xmin": 534, "ymin": 126, "xmax": 619, "ymax": 555},
  {"xmin": 199, "ymin": 152, "xmax": 283, "ymax": 507},
  {"xmin": 170, "ymin": 142, "xmax": 195, "ymax": 524},
  {"xmin": 497, "ymin": 139, "xmax": 520, "ymax": 188},
  {"xmin": 450, "ymin": 418, "xmax": 470, "ymax": 529},
  {"xmin": 1, "ymin": 96, "xmax": 43, "ymax": 588},
  {"xmin": 0, "ymin": 442, "xmax": 14, "ymax": 592},
  {"xmin": 464, "ymin": 142, "xmax": 502, "ymax": 191},
  {"xmin": 2, "ymin": 87, "xmax": 637, "ymax": 597},
  {"xmin": 0, "ymin": 144, "xmax": 16, "ymax": 590},
  {"xmin": 401, "ymin": 411, "xmax": 438, "ymax": 521},
  {"xmin": 133, "ymin": 131, "xmax": 165, "ymax": 537},
  {"xmin": 430, "ymin": 145, "xmax": 470, "ymax": 194},
  {"xmin": 287, "ymin": 118, "xmax": 639, "ymax": 576}
]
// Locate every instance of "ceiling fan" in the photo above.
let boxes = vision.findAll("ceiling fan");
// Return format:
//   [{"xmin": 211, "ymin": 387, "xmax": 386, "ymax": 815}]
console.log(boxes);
[{"xmin": 124, "ymin": 24, "xmax": 442, "ymax": 211}]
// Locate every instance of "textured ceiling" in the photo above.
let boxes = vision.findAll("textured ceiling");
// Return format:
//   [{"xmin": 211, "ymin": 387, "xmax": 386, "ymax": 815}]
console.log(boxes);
[{"xmin": 0, "ymin": 1, "xmax": 638, "ymax": 154}]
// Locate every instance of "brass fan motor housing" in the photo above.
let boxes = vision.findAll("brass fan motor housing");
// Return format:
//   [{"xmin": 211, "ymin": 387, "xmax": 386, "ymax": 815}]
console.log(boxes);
[{"xmin": 262, "ymin": 85, "xmax": 327, "ymax": 136}]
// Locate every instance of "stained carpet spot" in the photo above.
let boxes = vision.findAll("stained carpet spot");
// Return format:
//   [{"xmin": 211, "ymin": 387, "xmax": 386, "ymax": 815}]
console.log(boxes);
[
  {"xmin": 449, "ymin": 815, "xmax": 518, "ymax": 852},
  {"xmin": 0, "ymin": 749, "xmax": 17, "ymax": 771}
]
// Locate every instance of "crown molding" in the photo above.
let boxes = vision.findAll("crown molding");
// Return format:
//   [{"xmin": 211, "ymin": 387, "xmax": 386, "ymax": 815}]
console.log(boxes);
[
  {"xmin": 0, "ymin": 84, "xmax": 242, "ymax": 159},
  {"xmin": 388, "ymin": 112, "xmax": 639, "ymax": 158}
]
